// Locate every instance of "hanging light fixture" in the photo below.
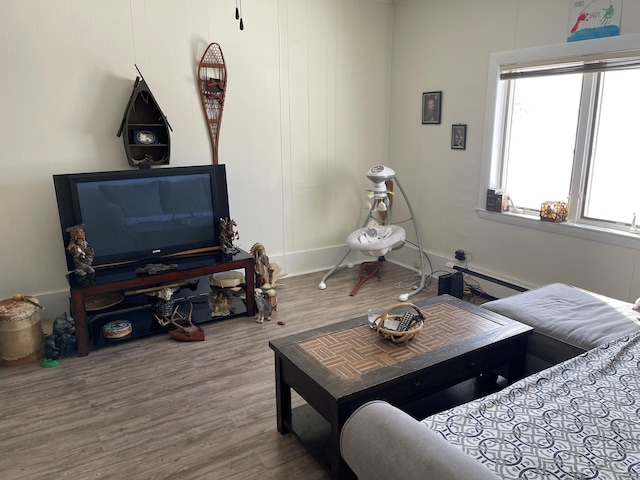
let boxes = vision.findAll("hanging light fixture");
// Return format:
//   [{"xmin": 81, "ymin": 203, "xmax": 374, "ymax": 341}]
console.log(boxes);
[{"xmin": 235, "ymin": 0, "xmax": 244, "ymax": 30}]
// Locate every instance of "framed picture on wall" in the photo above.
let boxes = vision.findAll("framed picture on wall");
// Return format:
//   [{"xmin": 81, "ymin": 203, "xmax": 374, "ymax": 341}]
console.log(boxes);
[
  {"xmin": 451, "ymin": 124, "xmax": 467, "ymax": 150},
  {"xmin": 422, "ymin": 91, "xmax": 442, "ymax": 124}
]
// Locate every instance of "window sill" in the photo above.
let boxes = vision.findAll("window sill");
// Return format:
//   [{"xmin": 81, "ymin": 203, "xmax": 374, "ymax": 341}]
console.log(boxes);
[{"xmin": 477, "ymin": 208, "xmax": 640, "ymax": 249}]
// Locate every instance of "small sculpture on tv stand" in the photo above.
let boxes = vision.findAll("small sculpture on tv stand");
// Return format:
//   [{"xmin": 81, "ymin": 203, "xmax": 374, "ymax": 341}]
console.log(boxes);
[
  {"xmin": 219, "ymin": 217, "xmax": 240, "ymax": 254},
  {"xmin": 153, "ymin": 287, "xmax": 204, "ymax": 341},
  {"xmin": 66, "ymin": 224, "xmax": 95, "ymax": 277},
  {"xmin": 208, "ymin": 289, "xmax": 234, "ymax": 317},
  {"xmin": 135, "ymin": 263, "xmax": 178, "ymax": 275}
]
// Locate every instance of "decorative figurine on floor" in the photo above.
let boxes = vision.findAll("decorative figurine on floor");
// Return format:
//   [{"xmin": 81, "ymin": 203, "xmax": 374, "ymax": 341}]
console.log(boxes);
[
  {"xmin": 40, "ymin": 312, "xmax": 77, "ymax": 368},
  {"xmin": 255, "ymin": 289, "xmax": 273, "ymax": 324},
  {"xmin": 250, "ymin": 242, "xmax": 273, "ymax": 287},
  {"xmin": 250, "ymin": 242, "xmax": 286, "ymax": 312},
  {"xmin": 262, "ymin": 287, "xmax": 278, "ymax": 311},
  {"xmin": 66, "ymin": 224, "xmax": 95, "ymax": 277},
  {"xmin": 219, "ymin": 217, "xmax": 240, "ymax": 254}
]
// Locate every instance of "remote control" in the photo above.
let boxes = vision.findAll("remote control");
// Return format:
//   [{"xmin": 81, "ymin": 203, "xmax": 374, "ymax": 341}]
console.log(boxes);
[{"xmin": 397, "ymin": 312, "xmax": 415, "ymax": 331}]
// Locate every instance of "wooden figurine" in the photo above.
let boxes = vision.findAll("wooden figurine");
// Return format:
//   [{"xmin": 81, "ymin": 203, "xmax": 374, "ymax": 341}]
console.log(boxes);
[
  {"xmin": 208, "ymin": 289, "xmax": 233, "ymax": 317},
  {"xmin": 219, "ymin": 217, "xmax": 240, "ymax": 254},
  {"xmin": 250, "ymin": 242, "xmax": 273, "ymax": 287},
  {"xmin": 66, "ymin": 224, "xmax": 95, "ymax": 277},
  {"xmin": 250, "ymin": 242, "xmax": 286, "ymax": 315},
  {"xmin": 153, "ymin": 287, "xmax": 204, "ymax": 341}
]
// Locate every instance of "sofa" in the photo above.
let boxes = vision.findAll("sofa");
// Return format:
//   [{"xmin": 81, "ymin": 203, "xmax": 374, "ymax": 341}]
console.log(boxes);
[
  {"xmin": 482, "ymin": 283, "xmax": 640, "ymax": 375},
  {"xmin": 340, "ymin": 283, "xmax": 640, "ymax": 479}
]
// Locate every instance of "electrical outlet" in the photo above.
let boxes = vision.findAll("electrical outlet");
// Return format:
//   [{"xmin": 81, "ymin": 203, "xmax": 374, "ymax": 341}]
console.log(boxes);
[{"xmin": 455, "ymin": 249, "xmax": 466, "ymax": 261}]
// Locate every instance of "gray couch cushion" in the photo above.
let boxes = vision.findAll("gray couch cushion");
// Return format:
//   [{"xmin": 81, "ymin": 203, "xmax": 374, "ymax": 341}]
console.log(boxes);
[
  {"xmin": 340, "ymin": 400, "xmax": 500, "ymax": 480},
  {"xmin": 482, "ymin": 283, "xmax": 640, "ymax": 351}
]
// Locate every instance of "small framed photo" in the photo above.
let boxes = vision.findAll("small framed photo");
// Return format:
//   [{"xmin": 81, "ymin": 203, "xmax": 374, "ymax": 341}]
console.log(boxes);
[
  {"xmin": 422, "ymin": 91, "xmax": 442, "ymax": 124},
  {"xmin": 451, "ymin": 124, "xmax": 467, "ymax": 150}
]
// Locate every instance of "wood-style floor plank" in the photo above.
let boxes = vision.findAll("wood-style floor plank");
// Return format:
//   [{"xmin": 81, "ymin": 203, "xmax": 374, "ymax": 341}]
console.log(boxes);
[{"xmin": 0, "ymin": 262, "xmax": 438, "ymax": 479}]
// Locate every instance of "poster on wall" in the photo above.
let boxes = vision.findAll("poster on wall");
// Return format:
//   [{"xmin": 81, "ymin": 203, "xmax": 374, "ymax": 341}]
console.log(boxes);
[{"xmin": 567, "ymin": 0, "xmax": 622, "ymax": 42}]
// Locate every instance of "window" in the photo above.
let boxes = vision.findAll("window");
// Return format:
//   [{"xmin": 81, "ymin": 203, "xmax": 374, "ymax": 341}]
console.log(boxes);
[
  {"xmin": 501, "ymin": 73, "xmax": 581, "ymax": 214},
  {"xmin": 480, "ymin": 34, "xmax": 640, "ymax": 246},
  {"xmin": 583, "ymin": 68, "xmax": 640, "ymax": 224}
]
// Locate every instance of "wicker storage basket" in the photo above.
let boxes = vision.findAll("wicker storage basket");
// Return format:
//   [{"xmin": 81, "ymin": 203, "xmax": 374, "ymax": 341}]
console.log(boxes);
[
  {"xmin": 0, "ymin": 295, "xmax": 44, "ymax": 365},
  {"xmin": 372, "ymin": 302, "xmax": 425, "ymax": 344}
]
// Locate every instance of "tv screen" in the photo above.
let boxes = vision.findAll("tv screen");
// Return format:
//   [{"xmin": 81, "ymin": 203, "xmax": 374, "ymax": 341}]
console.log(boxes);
[{"xmin": 53, "ymin": 165, "xmax": 230, "ymax": 271}]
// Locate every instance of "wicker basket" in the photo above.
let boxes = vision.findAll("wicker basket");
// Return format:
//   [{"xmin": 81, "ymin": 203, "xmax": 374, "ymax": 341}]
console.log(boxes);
[{"xmin": 372, "ymin": 302, "xmax": 425, "ymax": 344}]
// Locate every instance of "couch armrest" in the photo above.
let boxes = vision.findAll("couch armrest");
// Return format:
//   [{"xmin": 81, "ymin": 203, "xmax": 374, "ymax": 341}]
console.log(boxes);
[{"xmin": 340, "ymin": 401, "xmax": 500, "ymax": 480}]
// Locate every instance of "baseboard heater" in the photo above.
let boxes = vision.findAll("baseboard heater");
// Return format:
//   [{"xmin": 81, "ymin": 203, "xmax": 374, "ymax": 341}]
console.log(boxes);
[{"xmin": 450, "ymin": 265, "xmax": 528, "ymax": 293}]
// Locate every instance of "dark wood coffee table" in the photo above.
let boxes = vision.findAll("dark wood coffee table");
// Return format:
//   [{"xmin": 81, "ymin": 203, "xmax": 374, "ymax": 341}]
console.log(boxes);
[{"xmin": 268, "ymin": 294, "xmax": 533, "ymax": 479}]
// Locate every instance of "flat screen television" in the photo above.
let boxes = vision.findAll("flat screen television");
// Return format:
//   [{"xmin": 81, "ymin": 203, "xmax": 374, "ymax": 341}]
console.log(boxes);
[{"xmin": 53, "ymin": 165, "xmax": 230, "ymax": 271}]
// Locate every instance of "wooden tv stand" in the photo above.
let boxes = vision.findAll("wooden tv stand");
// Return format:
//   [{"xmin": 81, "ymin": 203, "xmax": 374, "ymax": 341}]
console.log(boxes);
[{"xmin": 67, "ymin": 249, "xmax": 255, "ymax": 356}]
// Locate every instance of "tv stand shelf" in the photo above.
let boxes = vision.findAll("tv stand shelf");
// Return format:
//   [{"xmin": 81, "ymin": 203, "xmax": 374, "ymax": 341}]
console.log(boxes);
[{"xmin": 67, "ymin": 249, "xmax": 255, "ymax": 356}]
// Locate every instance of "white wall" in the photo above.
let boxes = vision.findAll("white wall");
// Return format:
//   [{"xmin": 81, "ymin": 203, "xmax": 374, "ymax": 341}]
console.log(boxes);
[
  {"xmin": 0, "ymin": 0, "xmax": 393, "ymax": 314},
  {"xmin": 388, "ymin": 0, "xmax": 640, "ymax": 302}
]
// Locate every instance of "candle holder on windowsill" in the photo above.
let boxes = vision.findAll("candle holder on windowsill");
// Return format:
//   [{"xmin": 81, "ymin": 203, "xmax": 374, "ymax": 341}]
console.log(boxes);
[{"xmin": 540, "ymin": 201, "xmax": 568, "ymax": 223}]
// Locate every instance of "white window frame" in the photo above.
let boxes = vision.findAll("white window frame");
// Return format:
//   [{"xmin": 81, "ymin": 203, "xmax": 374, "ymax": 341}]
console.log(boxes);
[{"xmin": 478, "ymin": 34, "xmax": 640, "ymax": 249}]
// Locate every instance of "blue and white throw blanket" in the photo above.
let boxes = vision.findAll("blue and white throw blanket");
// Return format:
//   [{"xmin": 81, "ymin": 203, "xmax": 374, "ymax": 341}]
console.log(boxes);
[{"xmin": 422, "ymin": 331, "xmax": 640, "ymax": 479}]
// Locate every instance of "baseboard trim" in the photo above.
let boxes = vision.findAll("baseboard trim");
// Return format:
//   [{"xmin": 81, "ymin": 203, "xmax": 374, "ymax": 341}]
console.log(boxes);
[{"xmin": 36, "ymin": 245, "xmax": 533, "ymax": 318}]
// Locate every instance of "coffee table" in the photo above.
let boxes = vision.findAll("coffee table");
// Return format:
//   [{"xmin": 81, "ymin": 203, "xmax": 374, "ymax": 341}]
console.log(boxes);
[{"xmin": 268, "ymin": 294, "xmax": 533, "ymax": 479}]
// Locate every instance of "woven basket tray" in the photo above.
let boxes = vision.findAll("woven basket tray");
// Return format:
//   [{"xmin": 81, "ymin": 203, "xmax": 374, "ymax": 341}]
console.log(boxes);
[{"xmin": 372, "ymin": 302, "xmax": 424, "ymax": 344}]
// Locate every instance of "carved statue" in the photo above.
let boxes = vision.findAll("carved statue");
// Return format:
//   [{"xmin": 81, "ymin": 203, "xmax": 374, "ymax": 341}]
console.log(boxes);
[
  {"xmin": 154, "ymin": 286, "xmax": 180, "ymax": 320},
  {"xmin": 249, "ymin": 242, "xmax": 286, "ymax": 317},
  {"xmin": 208, "ymin": 289, "xmax": 233, "ymax": 317},
  {"xmin": 219, "ymin": 217, "xmax": 240, "ymax": 254},
  {"xmin": 43, "ymin": 312, "xmax": 77, "ymax": 362},
  {"xmin": 250, "ymin": 242, "xmax": 273, "ymax": 288},
  {"xmin": 66, "ymin": 224, "xmax": 95, "ymax": 277},
  {"xmin": 153, "ymin": 287, "xmax": 204, "ymax": 341},
  {"xmin": 254, "ymin": 290, "xmax": 272, "ymax": 324}
]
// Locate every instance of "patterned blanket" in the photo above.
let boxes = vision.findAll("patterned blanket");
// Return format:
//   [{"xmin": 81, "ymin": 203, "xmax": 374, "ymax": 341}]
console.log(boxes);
[{"xmin": 422, "ymin": 331, "xmax": 640, "ymax": 479}]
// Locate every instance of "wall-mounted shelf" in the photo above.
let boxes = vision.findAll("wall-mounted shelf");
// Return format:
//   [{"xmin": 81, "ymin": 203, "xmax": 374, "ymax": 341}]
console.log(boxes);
[{"xmin": 117, "ymin": 68, "xmax": 172, "ymax": 167}]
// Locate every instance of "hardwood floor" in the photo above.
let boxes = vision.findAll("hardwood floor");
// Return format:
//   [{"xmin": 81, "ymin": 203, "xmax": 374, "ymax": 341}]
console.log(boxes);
[{"xmin": 0, "ymin": 262, "xmax": 456, "ymax": 479}]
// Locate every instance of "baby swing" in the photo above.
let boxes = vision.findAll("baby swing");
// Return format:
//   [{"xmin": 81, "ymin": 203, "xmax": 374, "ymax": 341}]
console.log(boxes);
[{"xmin": 318, "ymin": 165, "xmax": 427, "ymax": 301}]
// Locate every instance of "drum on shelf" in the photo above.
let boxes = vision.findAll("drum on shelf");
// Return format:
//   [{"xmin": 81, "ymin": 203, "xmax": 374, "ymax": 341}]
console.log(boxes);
[
  {"xmin": 102, "ymin": 320, "xmax": 132, "ymax": 340},
  {"xmin": 0, "ymin": 296, "xmax": 45, "ymax": 366}
]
